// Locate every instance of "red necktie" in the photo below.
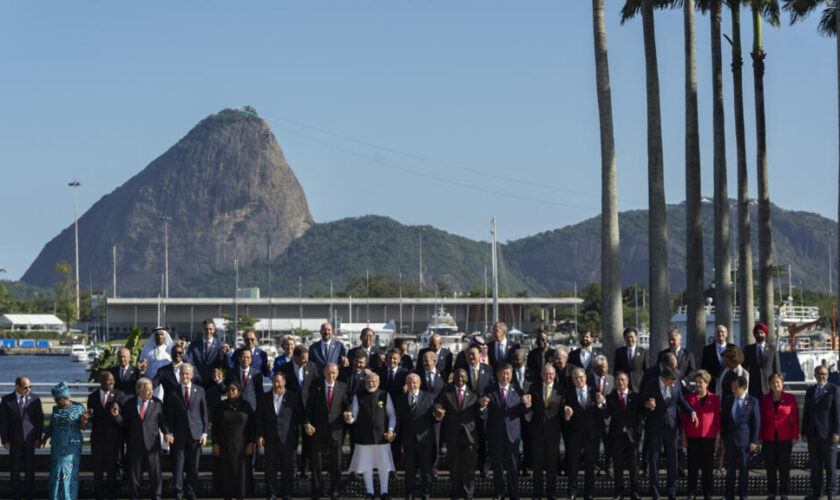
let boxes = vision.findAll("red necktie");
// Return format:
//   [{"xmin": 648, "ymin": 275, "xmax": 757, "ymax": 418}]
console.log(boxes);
[
  {"xmin": 140, "ymin": 401, "xmax": 147, "ymax": 421},
  {"xmin": 458, "ymin": 389, "xmax": 464, "ymax": 407},
  {"xmin": 501, "ymin": 387, "xmax": 506, "ymax": 403},
  {"xmin": 600, "ymin": 378, "xmax": 604, "ymax": 393},
  {"xmin": 102, "ymin": 392, "xmax": 108, "ymax": 408},
  {"xmin": 620, "ymin": 392, "xmax": 626, "ymax": 409},
  {"xmin": 242, "ymin": 372, "xmax": 247, "ymax": 388},
  {"xmin": 327, "ymin": 385, "xmax": 333, "ymax": 408},
  {"xmin": 185, "ymin": 387, "xmax": 190, "ymax": 406}
]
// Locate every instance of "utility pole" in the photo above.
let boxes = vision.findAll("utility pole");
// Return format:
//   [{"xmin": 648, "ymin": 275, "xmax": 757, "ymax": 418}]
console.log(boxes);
[
  {"xmin": 234, "ymin": 257, "xmax": 239, "ymax": 342},
  {"xmin": 112, "ymin": 245, "xmax": 117, "ymax": 298},
  {"xmin": 68, "ymin": 181, "xmax": 81, "ymax": 321},
  {"xmin": 419, "ymin": 229, "xmax": 424, "ymax": 292},
  {"xmin": 160, "ymin": 216, "xmax": 171, "ymax": 298},
  {"xmin": 298, "ymin": 276, "xmax": 303, "ymax": 332},
  {"xmin": 491, "ymin": 217, "xmax": 499, "ymax": 324}
]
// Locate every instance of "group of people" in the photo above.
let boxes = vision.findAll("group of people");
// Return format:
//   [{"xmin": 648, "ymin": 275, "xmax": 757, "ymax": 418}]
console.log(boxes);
[{"xmin": 1, "ymin": 318, "xmax": 839, "ymax": 500}]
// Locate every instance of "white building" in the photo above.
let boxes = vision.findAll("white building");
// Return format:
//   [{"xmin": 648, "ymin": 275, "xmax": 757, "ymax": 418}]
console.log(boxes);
[{"xmin": 0, "ymin": 314, "xmax": 66, "ymax": 332}]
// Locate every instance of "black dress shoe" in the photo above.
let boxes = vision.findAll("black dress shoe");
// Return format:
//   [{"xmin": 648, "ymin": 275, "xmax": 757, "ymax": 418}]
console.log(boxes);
[{"xmin": 381, "ymin": 494, "xmax": 391, "ymax": 500}]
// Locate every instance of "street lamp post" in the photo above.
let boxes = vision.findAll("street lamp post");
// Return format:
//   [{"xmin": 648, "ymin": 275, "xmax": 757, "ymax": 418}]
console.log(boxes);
[
  {"xmin": 160, "ymin": 216, "xmax": 171, "ymax": 298},
  {"xmin": 68, "ymin": 181, "xmax": 81, "ymax": 322}
]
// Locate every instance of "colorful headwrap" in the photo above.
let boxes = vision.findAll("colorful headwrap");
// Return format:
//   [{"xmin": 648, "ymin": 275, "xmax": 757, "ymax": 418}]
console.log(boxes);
[{"xmin": 51, "ymin": 381, "xmax": 70, "ymax": 398}]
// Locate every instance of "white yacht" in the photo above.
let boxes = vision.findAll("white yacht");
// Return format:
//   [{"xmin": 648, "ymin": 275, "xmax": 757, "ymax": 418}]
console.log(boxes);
[
  {"xmin": 69, "ymin": 344, "xmax": 88, "ymax": 362},
  {"xmin": 420, "ymin": 306, "xmax": 466, "ymax": 353}
]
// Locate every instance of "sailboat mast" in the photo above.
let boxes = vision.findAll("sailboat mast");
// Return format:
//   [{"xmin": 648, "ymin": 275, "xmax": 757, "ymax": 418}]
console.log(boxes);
[{"xmin": 491, "ymin": 217, "xmax": 499, "ymax": 324}]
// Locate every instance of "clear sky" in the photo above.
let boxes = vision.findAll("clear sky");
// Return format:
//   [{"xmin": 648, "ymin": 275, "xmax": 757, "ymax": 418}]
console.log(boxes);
[{"xmin": 0, "ymin": 1, "xmax": 835, "ymax": 281}]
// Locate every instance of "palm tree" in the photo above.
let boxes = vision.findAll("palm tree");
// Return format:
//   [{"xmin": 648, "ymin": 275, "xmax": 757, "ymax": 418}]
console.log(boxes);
[
  {"xmin": 725, "ymin": 0, "xmax": 756, "ymax": 346},
  {"xmin": 782, "ymin": 0, "xmax": 839, "ymax": 331},
  {"xmin": 593, "ymin": 0, "xmax": 623, "ymax": 356},
  {"xmin": 752, "ymin": 0, "xmax": 781, "ymax": 342},
  {"xmin": 622, "ymin": 0, "xmax": 671, "ymax": 355}
]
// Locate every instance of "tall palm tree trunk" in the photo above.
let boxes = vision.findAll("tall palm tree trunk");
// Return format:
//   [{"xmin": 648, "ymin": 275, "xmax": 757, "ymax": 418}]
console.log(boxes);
[
  {"xmin": 685, "ymin": 0, "xmax": 706, "ymax": 359},
  {"xmin": 641, "ymin": 0, "xmax": 670, "ymax": 355},
  {"xmin": 712, "ymin": 0, "xmax": 733, "ymax": 336},
  {"xmin": 593, "ymin": 0, "xmax": 623, "ymax": 355},
  {"xmin": 752, "ymin": 5, "xmax": 775, "ymax": 341},
  {"xmin": 730, "ymin": 2, "xmax": 756, "ymax": 346}
]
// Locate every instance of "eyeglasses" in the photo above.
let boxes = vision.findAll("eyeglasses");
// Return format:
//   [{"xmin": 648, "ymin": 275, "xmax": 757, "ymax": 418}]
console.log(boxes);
[{"xmin": 172, "ymin": 351, "xmax": 184, "ymax": 357}]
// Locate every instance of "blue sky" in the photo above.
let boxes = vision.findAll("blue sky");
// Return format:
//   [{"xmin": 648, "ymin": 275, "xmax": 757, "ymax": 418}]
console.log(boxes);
[{"xmin": 0, "ymin": 1, "xmax": 835, "ymax": 281}]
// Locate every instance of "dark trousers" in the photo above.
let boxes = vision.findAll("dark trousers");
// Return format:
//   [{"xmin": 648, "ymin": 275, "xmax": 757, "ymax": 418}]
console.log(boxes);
[
  {"xmin": 8, "ymin": 443, "xmax": 36, "ymax": 500},
  {"xmin": 566, "ymin": 432, "xmax": 597, "ymax": 498},
  {"xmin": 531, "ymin": 434, "xmax": 560, "ymax": 498},
  {"xmin": 610, "ymin": 434, "xmax": 638, "ymax": 497},
  {"xmin": 724, "ymin": 442, "xmax": 750, "ymax": 498},
  {"xmin": 447, "ymin": 440, "xmax": 477, "ymax": 499},
  {"xmin": 476, "ymin": 418, "xmax": 489, "ymax": 473},
  {"xmin": 764, "ymin": 439, "xmax": 792, "ymax": 495},
  {"xmin": 171, "ymin": 437, "xmax": 201, "ymax": 499},
  {"xmin": 92, "ymin": 442, "xmax": 121, "ymax": 500},
  {"xmin": 686, "ymin": 437, "xmax": 715, "ymax": 498},
  {"xmin": 265, "ymin": 445, "xmax": 296, "ymax": 499},
  {"xmin": 404, "ymin": 440, "xmax": 434, "ymax": 496},
  {"xmin": 128, "ymin": 447, "xmax": 162, "ymax": 500},
  {"xmin": 310, "ymin": 436, "xmax": 342, "ymax": 495},
  {"xmin": 490, "ymin": 439, "xmax": 520, "ymax": 499},
  {"xmin": 808, "ymin": 436, "xmax": 838, "ymax": 496},
  {"xmin": 646, "ymin": 426, "xmax": 679, "ymax": 498}
]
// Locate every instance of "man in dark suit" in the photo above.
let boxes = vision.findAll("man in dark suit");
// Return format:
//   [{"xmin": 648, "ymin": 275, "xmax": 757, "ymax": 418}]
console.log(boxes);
[
  {"xmin": 720, "ymin": 375, "xmax": 760, "ymax": 500},
  {"xmin": 215, "ymin": 349, "xmax": 263, "ymax": 412},
  {"xmin": 602, "ymin": 371, "xmax": 641, "ymax": 500},
  {"xmin": 185, "ymin": 318, "xmax": 226, "ymax": 414},
  {"xmin": 226, "ymin": 329, "xmax": 271, "ymax": 378},
  {"xmin": 803, "ymin": 365, "xmax": 840, "ymax": 500},
  {"xmin": 464, "ymin": 344, "xmax": 493, "ymax": 475},
  {"xmin": 110, "ymin": 347, "xmax": 143, "ymax": 395},
  {"xmin": 281, "ymin": 345, "xmax": 318, "ymax": 477},
  {"xmin": 485, "ymin": 363, "xmax": 533, "ymax": 500},
  {"xmin": 166, "ymin": 364, "xmax": 208, "ymax": 500},
  {"xmin": 614, "ymin": 327, "xmax": 649, "ymax": 392},
  {"xmin": 487, "ymin": 322, "xmax": 520, "ymax": 373},
  {"xmin": 309, "ymin": 322, "xmax": 348, "ymax": 372},
  {"xmin": 526, "ymin": 329, "xmax": 556, "ymax": 382},
  {"xmin": 565, "ymin": 367, "xmax": 605, "ymax": 500},
  {"xmin": 568, "ymin": 327, "xmax": 600, "ymax": 375},
  {"xmin": 258, "ymin": 371, "xmax": 304, "ymax": 500},
  {"xmin": 657, "ymin": 329, "xmax": 696, "ymax": 387},
  {"xmin": 552, "ymin": 347, "xmax": 575, "ymax": 391},
  {"xmin": 591, "ymin": 355, "xmax": 615, "ymax": 395},
  {"xmin": 339, "ymin": 349, "xmax": 370, "ymax": 400},
  {"xmin": 416, "ymin": 333, "xmax": 454, "ymax": 381},
  {"xmin": 348, "ymin": 327, "xmax": 386, "ymax": 371},
  {"xmin": 419, "ymin": 350, "xmax": 446, "ymax": 399},
  {"xmin": 305, "ymin": 363, "xmax": 348, "ymax": 500},
  {"xmin": 87, "ymin": 371, "xmax": 126, "ymax": 500},
  {"xmin": 395, "ymin": 374, "xmax": 437, "ymax": 500},
  {"xmin": 378, "ymin": 348, "xmax": 409, "ymax": 398},
  {"xmin": 529, "ymin": 364, "xmax": 565, "ymax": 500},
  {"xmin": 153, "ymin": 344, "xmax": 195, "ymax": 397},
  {"xmin": 743, "ymin": 322, "xmax": 781, "ymax": 398},
  {"xmin": 640, "ymin": 367, "xmax": 698, "ymax": 500},
  {"xmin": 510, "ymin": 348, "xmax": 533, "ymax": 393},
  {"xmin": 436, "ymin": 368, "xmax": 487, "ymax": 500},
  {"xmin": 111, "ymin": 377, "xmax": 173, "ymax": 500},
  {"xmin": 0, "ymin": 376, "xmax": 43, "ymax": 500},
  {"xmin": 641, "ymin": 352, "xmax": 680, "ymax": 389},
  {"xmin": 700, "ymin": 324, "xmax": 734, "ymax": 393}
]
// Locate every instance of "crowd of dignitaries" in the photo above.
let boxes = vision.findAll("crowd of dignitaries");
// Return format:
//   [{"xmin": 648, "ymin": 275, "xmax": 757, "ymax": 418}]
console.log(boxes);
[{"xmin": 2, "ymin": 317, "xmax": 840, "ymax": 500}]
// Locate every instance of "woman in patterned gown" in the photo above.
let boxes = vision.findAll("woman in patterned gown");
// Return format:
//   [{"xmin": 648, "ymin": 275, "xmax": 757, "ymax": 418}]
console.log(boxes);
[
  {"xmin": 42, "ymin": 381, "xmax": 89, "ymax": 500},
  {"xmin": 212, "ymin": 381, "xmax": 254, "ymax": 500}
]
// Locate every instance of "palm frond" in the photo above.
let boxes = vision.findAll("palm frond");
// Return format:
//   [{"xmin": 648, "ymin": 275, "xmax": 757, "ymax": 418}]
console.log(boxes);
[
  {"xmin": 620, "ymin": 0, "xmax": 643, "ymax": 24},
  {"xmin": 782, "ymin": 0, "xmax": 828, "ymax": 25},
  {"xmin": 818, "ymin": 4, "xmax": 837, "ymax": 37},
  {"xmin": 758, "ymin": 0, "xmax": 782, "ymax": 27}
]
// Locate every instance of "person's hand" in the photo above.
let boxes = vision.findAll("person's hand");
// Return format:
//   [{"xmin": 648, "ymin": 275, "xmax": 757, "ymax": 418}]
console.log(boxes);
[
  {"xmin": 802, "ymin": 435, "xmax": 808, "ymax": 443},
  {"xmin": 447, "ymin": 372, "xmax": 454, "ymax": 383},
  {"xmin": 690, "ymin": 412, "xmax": 699, "ymax": 427},
  {"xmin": 522, "ymin": 394, "xmax": 532, "ymax": 406},
  {"xmin": 378, "ymin": 354, "xmax": 386, "ymax": 364},
  {"xmin": 2, "ymin": 443, "xmax": 8, "ymax": 450},
  {"xmin": 213, "ymin": 444, "xmax": 220, "ymax": 457},
  {"xmin": 433, "ymin": 407, "xmax": 445, "ymax": 419},
  {"xmin": 833, "ymin": 434, "xmax": 839, "ymax": 444},
  {"xmin": 714, "ymin": 437, "xmax": 721, "ymax": 452},
  {"xmin": 35, "ymin": 438, "xmax": 43, "ymax": 448},
  {"xmin": 220, "ymin": 344, "xmax": 230, "ymax": 356},
  {"xmin": 80, "ymin": 411, "xmax": 90, "ymax": 428},
  {"xmin": 343, "ymin": 411, "xmax": 353, "ymax": 423},
  {"xmin": 246, "ymin": 442, "xmax": 254, "ymax": 456},
  {"xmin": 479, "ymin": 396, "xmax": 490, "ymax": 408},
  {"xmin": 257, "ymin": 437, "xmax": 264, "ymax": 449},
  {"xmin": 749, "ymin": 443, "xmax": 757, "ymax": 453},
  {"xmin": 164, "ymin": 434, "xmax": 174, "ymax": 445},
  {"xmin": 138, "ymin": 359, "xmax": 148, "ymax": 373},
  {"xmin": 595, "ymin": 393, "xmax": 605, "ymax": 406},
  {"xmin": 564, "ymin": 406, "xmax": 574, "ymax": 419},
  {"xmin": 792, "ymin": 437, "xmax": 798, "ymax": 445},
  {"xmin": 200, "ymin": 435, "xmax": 206, "ymax": 446},
  {"xmin": 402, "ymin": 384, "xmax": 408, "ymax": 394},
  {"xmin": 384, "ymin": 430, "xmax": 395, "ymax": 442},
  {"xmin": 680, "ymin": 434, "xmax": 687, "ymax": 449},
  {"xmin": 646, "ymin": 398, "xmax": 656, "ymax": 410},
  {"xmin": 110, "ymin": 402, "xmax": 120, "ymax": 417},
  {"xmin": 340, "ymin": 356, "xmax": 349, "ymax": 367},
  {"xmin": 212, "ymin": 368, "xmax": 223, "ymax": 383}
]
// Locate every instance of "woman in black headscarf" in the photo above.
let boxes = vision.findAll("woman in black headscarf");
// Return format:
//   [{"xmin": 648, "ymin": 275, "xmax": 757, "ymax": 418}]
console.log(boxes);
[{"xmin": 212, "ymin": 380, "xmax": 254, "ymax": 500}]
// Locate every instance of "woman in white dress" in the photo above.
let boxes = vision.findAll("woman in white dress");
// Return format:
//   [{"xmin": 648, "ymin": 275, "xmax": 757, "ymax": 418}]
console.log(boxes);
[{"xmin": 344, "ymin": 373, "xmax": 396, "ymax": 500}]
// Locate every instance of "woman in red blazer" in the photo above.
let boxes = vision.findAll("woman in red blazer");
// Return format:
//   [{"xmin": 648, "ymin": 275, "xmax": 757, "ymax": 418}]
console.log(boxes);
[
  {"xmin": 760, "ymin": 372, "xmax": 799, "ymax": 500},
  {"xmin": 681, "ymin": 369, "xmax": 720, "ymax": 500}
]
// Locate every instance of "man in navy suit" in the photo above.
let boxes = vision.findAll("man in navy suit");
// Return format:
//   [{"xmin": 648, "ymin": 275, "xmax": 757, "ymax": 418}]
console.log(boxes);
[
  {"xmin": 568, "ymin": 327, "xmax": 600, "ymax": 375},
  {"xmin": 395, "ymin": 374, "xmax": 437, "ymax": 500},
  {"xmin": 487, "ymin": 322, "xmax": 520, "ymax": 373},
  {"xmin": 526, "ymin": 329, "xmax": 556, "ymax": 382},
  {"xmin": 215, "ymin": 349, "xmax": 263, "ymax": 412},
  {"xmin": 416, "ymin": 333, "xmax": 454, "ymax": 381},
  {"xmin": 153, "ymin": 344, "xmax": 197, "ymax": 397},
  {"xmin": 464, "ymin": 344, "xmax": 493, "ymax": 475},
  {"xmin": 613, "ymin": 327, "xmax": 649, "ymax": 392},
  {"xmin": 720, "ymin": 375, "xmax": 760, "ymax": 500},
  {"xmin": 309, "ymin": 322, "xmax": 348, "ymax": 372},
  {"xmin": 529, "ymin": 364, "xmax": 565, "ymax": 500},
  {"xmin": 640, "ymin": 367, "xmax": 698, "ymax": 500},
  {"xmin": 226, "ymin": 329, "xmax": 271, "ymax": 377},
  {"xmin": 743, "ymin": 322, "xmax": 781, "ymax": 398},
  {"xmin": 111, "ymin": 377, "xmax": 173, "ymax": 500},
  {"xmin": 347, "ymin": 327, "xmax": 387, "ymax": 371},
  {"xmin": 257, "ymin": 372, "xmax": 304, "ymax": 500},
  {"xmin": 700, "ymin": 324, "xmax": 735, "ymax": 393},
  {"xmin": 657, "ymin": 330, "xmax": 696, "ymax": 387},
  {"xmin": 109, "ymin": 347, "xmax": 143, "ymax": 395},
  {"xmin": 641, "ymin": 352, "xmax": 681, "ymax": 389},
  {"xmin": 378, "ymin": 348, "xmax": 409, "ymax": 398},
  {"xmin": 565, "ymin": 367, "xmax": 605, "ymax": 500},
  {"xmin": 166, "ymin": 364, "xmax": 208, "ymax": 500},
  {"xmin": 87, "ymin": 371, "xmax": 126, "ymax": 500},
  {"xmin": 280, "ymin": 345, "xmax": 318, "ymax": 478},
  {"xmin": 186, "ymin": 318, "xmax": 226, "ymax": 413},
  {"xmin": 484, "ymin": 362, "xmax": 533, "ymax": 500},
  {"xmin": 0, "ymin": 376, "xmax": 43, "ymax": 500},
  {"xmin": 419, "ymin": 350, "xmax": 446, "ymax": 399},
  {"xmin": 305, "ymin": 363, "xmax": 348, "ymax": 500},
  {"xmin": 803, "ymin": 365, "xmax": 840, "ymax": 500}
]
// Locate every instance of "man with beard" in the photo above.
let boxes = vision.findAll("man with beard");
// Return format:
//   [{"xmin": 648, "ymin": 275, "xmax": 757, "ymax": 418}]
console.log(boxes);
[
  {"xmin": 526, "ymin": 330, "xmax": 555, "ymax": 382},
  {"xmin": 569, "ymin": 328, "xmax": 600, "ymax": 375},
  {"xmin": 345, "ymin": 373, "xmax": 396, "ymax": 500},
  {"xmin": 744, "ymin": 322, "xmax": 780, "ymax": 398}
]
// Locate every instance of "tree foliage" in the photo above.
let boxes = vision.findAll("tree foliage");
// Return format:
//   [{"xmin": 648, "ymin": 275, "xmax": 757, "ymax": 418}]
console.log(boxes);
[{"xmin": 54, "ymin": 261, "xmax": 77, "ymax": 330}]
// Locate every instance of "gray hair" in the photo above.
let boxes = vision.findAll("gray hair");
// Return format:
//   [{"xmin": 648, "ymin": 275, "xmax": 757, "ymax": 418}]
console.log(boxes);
[
  {"xmin": 571, "ymin": 367, "xmax": 586, "ymax": 378},
  {"xmin": 179, "ymin": 363, "xmax": 194, "ymax": 375},
  {"xmin": 406, "ymin": 373, "xmax": 421, "ymax": 383},
  {"xmin": 594, "ymin": 354, "xmax": 608, "ymax": 367},
  {"xmin": 136, "ymin": 377, "xmax": 153, "ymax": 392}
]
